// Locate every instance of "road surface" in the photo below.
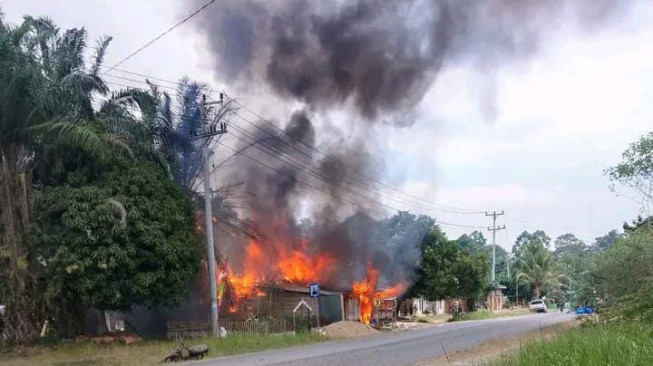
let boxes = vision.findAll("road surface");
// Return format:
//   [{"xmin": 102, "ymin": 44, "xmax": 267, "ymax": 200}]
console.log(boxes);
[{"xmin": 193, "ymin": 313, "xmax": 574, "ymax": 366}]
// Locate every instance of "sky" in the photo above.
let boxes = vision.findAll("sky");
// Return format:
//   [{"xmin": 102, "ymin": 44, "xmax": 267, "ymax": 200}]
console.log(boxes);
[{"xmin": 4, "ymin": 0, "xmax": 652, "ymax": 251}]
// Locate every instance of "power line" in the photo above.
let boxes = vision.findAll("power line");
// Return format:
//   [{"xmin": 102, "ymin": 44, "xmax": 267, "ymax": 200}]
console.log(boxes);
[
  {"xmin": 219, "ymin": 122, "xmax": 487, "ymax": 229},
  {"xmin": 99, "ymin": 68, "xmax": 486, "ymax": 216},
  {"xmin": 103, "ymin": 0, "xmax": 217, "ymax": 74},
  {"xmin": 99, "ymin": 70, "xmax": 484, "ymax": 215},
  {"xmin": 230, "ymin": 98, "xmax": 485, "ymax": 215},
  {"xmin": 227, "ymin": 117, "xmax": 453, "ymax": 216},
  {"xmin": 213, "ymin": 139, "xmax": 391, "ymax": 216}
]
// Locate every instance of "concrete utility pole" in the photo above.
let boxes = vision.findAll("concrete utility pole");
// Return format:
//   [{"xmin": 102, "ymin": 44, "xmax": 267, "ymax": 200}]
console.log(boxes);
[
  {"xmin": 486, "ymin": 211, "xmax": 505, "ymax": 312},
  {"xmin": 196, "ymin": 94, "xmax": 228, "ymax": 337},
  {"xmin": 485, "ymin": 211, "xmax": 506, "ymax": 284}
]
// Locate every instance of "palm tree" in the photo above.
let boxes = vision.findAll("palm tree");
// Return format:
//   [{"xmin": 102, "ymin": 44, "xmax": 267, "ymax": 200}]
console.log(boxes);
[
  {"xmin": 139, "ymin": 79, "xmax": 235, "ymax": 191},
  {"xmin": 516, "ymin": 241, "xmax": 567, "ymax": 299},
  {"xmin": 0, "ymin": 14, "xmax": 127, "ymax": 342}
]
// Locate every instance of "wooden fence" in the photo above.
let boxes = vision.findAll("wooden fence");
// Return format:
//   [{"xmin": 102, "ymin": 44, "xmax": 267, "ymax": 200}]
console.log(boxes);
[{"xmin": 166, "ymin": 318, "xmax": 294, "ymax": 339}]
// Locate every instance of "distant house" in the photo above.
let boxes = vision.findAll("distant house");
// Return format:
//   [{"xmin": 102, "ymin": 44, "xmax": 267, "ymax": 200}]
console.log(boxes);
[
  {"xmin": 401, "ymin": 297, "xmax": 447, "ymax": 316},
  {"xmin": 486, "ymin": 284, "xmax": 507, "ymax": 311}
]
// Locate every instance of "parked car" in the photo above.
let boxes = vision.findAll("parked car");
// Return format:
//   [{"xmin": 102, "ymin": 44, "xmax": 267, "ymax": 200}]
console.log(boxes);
[
  {"xmin": 529, "ymin": 299, "xmax": 547, "ymax": 313},
  {"xmin": 574, "ymin": 306, "xmax": 595, "ymax": 316}
]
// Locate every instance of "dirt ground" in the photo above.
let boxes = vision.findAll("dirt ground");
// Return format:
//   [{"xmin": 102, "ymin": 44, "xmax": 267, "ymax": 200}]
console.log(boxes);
[
  {"xmin": 321, "ymin": 321, "xmax": 381, "ymax": 338},
  {"xmin": 413, "ymin": 320, "xmax": 578, "ymax": 366}
]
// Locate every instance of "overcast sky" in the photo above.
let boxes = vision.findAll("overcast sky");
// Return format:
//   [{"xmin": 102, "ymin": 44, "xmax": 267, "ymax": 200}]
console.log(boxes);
[{"xmin": 5, "ymin": 1, "xmax": 653, "ymax": 250}]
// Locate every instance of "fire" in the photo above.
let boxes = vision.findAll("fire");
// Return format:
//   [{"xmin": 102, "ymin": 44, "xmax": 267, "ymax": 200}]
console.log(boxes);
[
  {"xmin": 226, "ymin": 239, "xmax": 334, "ymax": 300},
  {"xmin": 220, "ymin": 238, "xmax": 406, "ymax": 324},
  {"xmin": 278, "ymin": 250, "xmax": 334, "ymax": 283},
  {"xmin": 376, "ymin": 282, "xmax": 407, "ymax": 299},
  {"xmin": 228, "ymin": 240, "xmax": 267, "ymax": 298},
  {"xmin": 351, "ymin": 264, "xmax": 407, "ymax": 324},
  {"xmin": 351, "ymin": 266, "xmax": 378, "ymax": 324}
]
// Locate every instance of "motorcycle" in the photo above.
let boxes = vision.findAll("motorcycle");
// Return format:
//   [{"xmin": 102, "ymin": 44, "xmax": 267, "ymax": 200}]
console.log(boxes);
[{"xmin": 162, "ymin": 338, "xmax": 209, "ymax": 363}]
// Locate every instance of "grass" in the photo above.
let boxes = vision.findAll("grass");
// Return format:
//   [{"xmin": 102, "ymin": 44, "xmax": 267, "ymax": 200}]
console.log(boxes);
[
  {"xmin": 485, "ymin": 322, "xmax": 653, "ymax": 366},
  {"xmin": 449, "ymin": 308, "xmax": 532, "ymax": 322},
  {"xmin": 0, "ymin": 333, "xmax": 327, "ymax": 366}
]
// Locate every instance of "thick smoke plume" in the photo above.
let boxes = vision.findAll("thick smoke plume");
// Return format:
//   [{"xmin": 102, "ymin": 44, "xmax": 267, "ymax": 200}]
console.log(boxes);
[
  {"xmin": 191, "ymin": 0, "xmax": 628, "ymax": 122},
  {"xmin": 186, "ymin": 0, "xmax": 632, "ymax": 290}
]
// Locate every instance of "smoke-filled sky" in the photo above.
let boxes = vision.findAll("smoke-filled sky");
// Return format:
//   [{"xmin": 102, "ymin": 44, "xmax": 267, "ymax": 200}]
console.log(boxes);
[{"xmin": 5, "ymin": 0, "xmax": 653, "ymax": 250}]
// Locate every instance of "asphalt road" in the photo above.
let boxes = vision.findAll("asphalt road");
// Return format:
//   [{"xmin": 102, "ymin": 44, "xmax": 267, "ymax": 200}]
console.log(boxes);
[{"xmin": 193, "ymin": 313, "xmax": 574, "ymax": 366}]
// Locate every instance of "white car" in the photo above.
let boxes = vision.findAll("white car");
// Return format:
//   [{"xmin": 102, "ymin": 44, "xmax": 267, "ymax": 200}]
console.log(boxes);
[{"xmin": 529, "ymin": 299, "xmax": 547, "ymax": 313}]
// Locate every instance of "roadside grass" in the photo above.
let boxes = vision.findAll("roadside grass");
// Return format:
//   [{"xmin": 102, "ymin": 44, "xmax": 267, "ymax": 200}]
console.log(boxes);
[
  {"xmin": 485, "ymin": 322, "xmax": 653, "ymax": 366},
  {"xmin": 0, "ymin": 333, "xmax": 327, "ymax": 366},
  {"xmin": 449, "ymin": 308, "xmax": 531, "ymax": 322}
]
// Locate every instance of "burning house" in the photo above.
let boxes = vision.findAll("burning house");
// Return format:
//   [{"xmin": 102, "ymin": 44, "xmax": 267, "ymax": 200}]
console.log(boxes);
[{"xmin": 215, "ymin": 238, "xmax": 407, "ymax": 326}]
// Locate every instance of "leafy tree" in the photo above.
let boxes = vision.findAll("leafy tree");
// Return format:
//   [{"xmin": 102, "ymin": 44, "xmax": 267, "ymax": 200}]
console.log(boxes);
[
  {"xmin": 606, "ymin": 132, "xmax": 653, "ymax": 215},
  {"xmin": 33, "ymin": 157, "xmax": 200, "ymax": 335},
  {"xmin": 516, "ymin": 241, "xmax": 566, "ymax": 299},
  {"xmin": 595, "ymin": 228, "xmax": 653, "ymax": 306},
  {"xmin": 0, "ymin": 13, "xmax": 205, "ymax": 342},
  {"xmin": 623, "ymin": 215, "xmax": 653, "ymax": 234},
  {"xmin": 592, "ymin": 230, "xmax": 624, "ymax": 252},
  {"xmin": 411, "ymin": 227, "xmax": 458, "ymax": 301},
  {"xmin": 457, "ymin": 230, "xmax": 487, "ymax": 255},
  {"xmin": 554, "ymin": 233, "xmax": 586, "ymax": 259},
  {"xmin": 514, "ymin": 230, "xmax": 551, "ymax": 254},
  {"xmin": 455, "ymin": 250, "xmax": 490, "ymax": 303},
  {"xmin": 412, "ymin": 227, "xmax": 490, "ymax": 305}
]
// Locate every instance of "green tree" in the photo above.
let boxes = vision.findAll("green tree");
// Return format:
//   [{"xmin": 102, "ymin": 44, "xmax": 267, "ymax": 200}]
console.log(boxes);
[
  {"xmin": 514, "ymin": 230, "xmax": 551, "ymax": 254},
  {"xmin": 457, "ymin": 230, "xmax": 487, "ymax": 255},
  {"xmin": 412, "ymin": 227, "xmax": 490, "ymax": 306},
  {"xmin": 455, "ymin": 249, "xmax": 490, "ymax": 304},
  {"xmin": 411, "ymin": 227, "xmax": 458, "ymax": 301},
  {"xmin": 33, "ymin": 157, "xmax": 200, "ymax": 336},
  {"xmin": 0, "ymin": 13, "xmax": 203, "ymax": 342},
  {"xmin": 606, "ymin": 131, "xmax": 653, "ymax": 215},
  {"xmin": 553, "ymin": 233, "xmax": 586, "ymax": 259},
  {"xmin": 592, "ymin": 230, "xmax": 624, "ymax": 252}
]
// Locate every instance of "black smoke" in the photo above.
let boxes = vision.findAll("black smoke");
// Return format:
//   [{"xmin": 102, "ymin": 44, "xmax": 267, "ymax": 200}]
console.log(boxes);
[
  {"xmin": 189, "ymin": 0, "xmax": 629, "ymax": 122},
  {"xmin": 188, "ymin": 0, "xmax": 633, "ymax": 288}
]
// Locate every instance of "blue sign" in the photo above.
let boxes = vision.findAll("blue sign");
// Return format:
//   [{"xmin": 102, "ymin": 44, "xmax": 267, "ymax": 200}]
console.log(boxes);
[{"xmin": 308, "ymin": 283, "xmax": 320, "ymax": 298}]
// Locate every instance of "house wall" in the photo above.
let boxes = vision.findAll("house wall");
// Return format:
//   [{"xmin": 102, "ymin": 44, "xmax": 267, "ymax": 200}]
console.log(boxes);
[
  {"xmin": 272, "ymin": 291, "xmax": 345, "ymax": 326},
  {"xmin": 319, "ymin": 294, "xmax": 344, "ymax": 324},
  {"xmin": 273, "ymin": 291, "xmax": 319, "ymax": 320}
]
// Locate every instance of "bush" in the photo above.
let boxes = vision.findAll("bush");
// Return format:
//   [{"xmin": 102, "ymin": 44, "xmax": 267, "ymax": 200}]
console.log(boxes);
[{"xmin": 487, "ymin": 322, "xmax": 653, "ymax": 366}]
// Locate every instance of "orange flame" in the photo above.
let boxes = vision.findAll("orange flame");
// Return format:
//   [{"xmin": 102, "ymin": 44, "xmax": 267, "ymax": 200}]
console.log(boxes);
[
  {"xmin": 351, "ymin": 264, "xmax": 407, "ymax": 324},
  {"xmin": 221, "ymin": 238, "xmax": 406, "ymax": 322},
  {"xmin": 278, "ymin": 249, "xmax": 334, "ymax": 283},
  {"xmin": 228, "ymin": 240, "xmax": 267, "ymax": 298},
  {"xmin": 226, "ymin": 239, "xmax": 334, "ymax": 300},
  {"xmin": 351, "ymin": 266, "xmax": 378, "ymax": 324}
]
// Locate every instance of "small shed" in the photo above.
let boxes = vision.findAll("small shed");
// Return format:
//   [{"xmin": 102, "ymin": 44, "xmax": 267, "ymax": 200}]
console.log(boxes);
[{"xmin": 486, "ymin": 284, "xmax": 507, "ymax": 311}]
